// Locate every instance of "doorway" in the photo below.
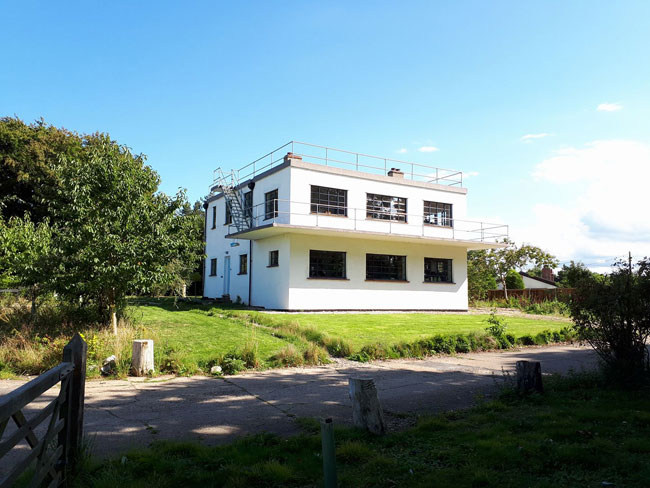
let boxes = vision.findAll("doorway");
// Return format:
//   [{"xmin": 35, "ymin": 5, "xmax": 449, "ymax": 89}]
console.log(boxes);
[{"xmin": 223, "ymin": 256, "xmax": 231, "ymax": 296}]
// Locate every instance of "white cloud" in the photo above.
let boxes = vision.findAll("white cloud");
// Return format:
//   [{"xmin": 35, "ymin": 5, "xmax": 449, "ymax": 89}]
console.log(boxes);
[
  {"xmin": 463, "ymin": 171, "xmax": 479, "ymax": 179},
  {"xmin": 597, "ymin": 102, "xmax": 622, "ymax": 112},
  {"xmin": 521, "ymin": 133, "xmax": 551, "ymax": 143},
  {"xmin": 516, "ymin": 140, "xmax": 650, "ymax": 270},
  {"xmin": 396, "ymin": 148, "xmax": 408, "ymax": 154},
  {"xmin": 418, "ymin": 146, "xmax": 439, "ymax": 153}
]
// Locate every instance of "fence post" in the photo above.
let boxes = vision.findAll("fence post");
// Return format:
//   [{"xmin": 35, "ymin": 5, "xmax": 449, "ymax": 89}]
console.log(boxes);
[
  {"xmin": 321, "ymin": 418, "xmax": 337, "ymax": 488},
  {"xmin": 62, "ymin": 333, "xmax": 87, "ymax": 469}
]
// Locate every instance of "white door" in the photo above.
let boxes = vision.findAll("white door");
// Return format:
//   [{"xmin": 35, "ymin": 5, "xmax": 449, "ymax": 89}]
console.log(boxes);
[{"xmin": 223, "ymin": 256, "xmax": 231, "ymax": 296}]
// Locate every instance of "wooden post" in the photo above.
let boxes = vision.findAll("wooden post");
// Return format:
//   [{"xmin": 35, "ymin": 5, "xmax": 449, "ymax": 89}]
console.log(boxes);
[
  {"xmin": 516, "ymin": 360, "xmax": 543, "ymax": 394},
  {"xmin": 348, "ymin": 378, "xmax": 386, "ymax": 435},
  {"xmin": 320, "ymin": 418, "xmax": 337, "ymax": 488},
  {"xmin": 61, "ymin": 333, "xmax": 87, "ymax": 471},
  {"xmin": 132, "ymin": 340, "xmax": 154, "ymax": 376}
]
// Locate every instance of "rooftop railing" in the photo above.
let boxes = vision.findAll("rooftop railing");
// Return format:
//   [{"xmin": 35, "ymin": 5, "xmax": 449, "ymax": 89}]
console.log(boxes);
[
  {"xmin": 228, "ymin": 200, "xmax": 508, "ymax": 244},
  {"xmin": 213, "ymin": 141, "xmax": 464, "ymax": 189}
]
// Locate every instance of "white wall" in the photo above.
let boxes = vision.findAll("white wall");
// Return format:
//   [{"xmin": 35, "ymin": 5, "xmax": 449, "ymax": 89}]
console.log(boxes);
[{"xmin": 287, "ymin": 234, "xmax": 468, "ymax": 310}]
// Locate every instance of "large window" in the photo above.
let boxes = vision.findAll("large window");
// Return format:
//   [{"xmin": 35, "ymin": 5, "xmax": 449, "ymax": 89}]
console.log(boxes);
[
  {"xmin": 366, "ymin": 193, "xmax": 407, "ymax": 222},
  {"xmin": 243, "ymin": 191, "xmax": 253, "ymax": 221},
  {"xmin": 268, "ymin": 250, "xmax": 279, "ymax": 267},
  {"xmin": 366, "ymin": 253, "xmax": 407, "ymax": 281},
  {"xmin": 424, "ymin": 201, "xmax": 453, "ymax": 227},
  {"xmin": 311, "ymin": 186, "xmax": 347, "ymax": 216},
  {"xmin": 239, "ymin": 254, "xmax": 248, "ymax": 275},
  {"xmin": 209, "ymin": 258, "xmax": 217, "ymax": 276},
  {"xmin": 309, "ymin": 250, "xmax": 346, "ymax": 279},
  {"xmin": 265, "ymin": 189, "xmax": 278, "ymax": 220},
  {"xmin": 424, "ymin": 258, "xmax": 453, "ymax": 283}
]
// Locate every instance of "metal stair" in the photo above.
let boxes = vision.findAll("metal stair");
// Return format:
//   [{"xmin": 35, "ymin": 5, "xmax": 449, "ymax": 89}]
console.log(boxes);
[{"xmin": 214, "ymin": 168, "xmax": 251, "ymax": 232}]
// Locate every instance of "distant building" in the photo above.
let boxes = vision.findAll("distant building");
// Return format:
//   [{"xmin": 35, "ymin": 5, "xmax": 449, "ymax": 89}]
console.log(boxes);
[
  {"xmin": 203, "ymin": 142, "xmax": 508, "ymax": 310},
  {"xmin": 497, "ymin": 267, "xmax": 558, "ymax": 290}
]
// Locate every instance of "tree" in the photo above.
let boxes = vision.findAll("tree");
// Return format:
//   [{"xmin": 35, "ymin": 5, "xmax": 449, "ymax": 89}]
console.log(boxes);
[
  {"xmin": 556, "ymin": 260, "xmax": 597, "ymax": 288},
  {"xmin": 571, "ymin": 256, "xmax": 650, "ymax": 385},
  {"xmin": 49, "ymin": 136, "xmax": 203, "ymax": 333},
  {"xmin": 505, "ymin": 269, "xmax": 525, "ymax": 290},
  {"xmin": 0, "ymin": 215, "xmax": 53, "ymax": 314},
  {"xmin": 483, "ymin": 238, "xmax": 558, "ymax": 299},
  {"xmin": 467, "ymin": 249, "xmax": 497, "ymax": 300}
]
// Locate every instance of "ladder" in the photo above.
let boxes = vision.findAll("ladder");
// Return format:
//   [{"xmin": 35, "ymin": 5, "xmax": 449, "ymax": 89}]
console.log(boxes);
[{"xmin": 214, "ymin": 168, "xmax": 251, "ymax": 232}]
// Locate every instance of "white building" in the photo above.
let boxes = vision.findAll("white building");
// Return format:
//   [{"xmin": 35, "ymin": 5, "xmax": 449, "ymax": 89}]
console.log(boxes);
[{"xmin": 203, "ymin": 142, "xmax": 507, "ymax": 311}]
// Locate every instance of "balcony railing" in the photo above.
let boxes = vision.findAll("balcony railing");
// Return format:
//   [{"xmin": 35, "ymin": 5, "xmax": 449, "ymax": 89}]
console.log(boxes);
[
  {"xmin": 228, "ymin": 200, "xmax": 508, "ymax": 243},
  {"xmin": 213, "ymin": 141, "xmax": 464, "ymax": 188}
]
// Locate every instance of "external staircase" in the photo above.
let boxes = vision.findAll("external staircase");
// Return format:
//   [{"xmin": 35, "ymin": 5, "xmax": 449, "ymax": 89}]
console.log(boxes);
[{"xmin": 213, "ymin": 168, "xmax": 251, "ymax": 232}]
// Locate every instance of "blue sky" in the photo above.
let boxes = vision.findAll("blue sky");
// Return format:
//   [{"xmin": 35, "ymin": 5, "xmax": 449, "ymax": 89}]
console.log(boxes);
[{"xmin": 2, "ymin": 1, "xmax": 649, "ymax": 269}]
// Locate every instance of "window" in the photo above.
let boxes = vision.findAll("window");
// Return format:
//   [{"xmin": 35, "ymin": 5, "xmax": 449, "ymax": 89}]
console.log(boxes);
[
  {"xmin": 309, "ymin": 250, "xmax": 346, "ymax": 279},
  {"xmin": 424, "ymin": 201, "xmax": 453, "ymax": 227},
  {"xmin": 244, "ymin": 191, "xmax": 253, "ymax": 222},
  {"xmin": 424, "ymin": 258, "xmax": 453, "ymax": 283},
  {"xmin": 311, "ymin": 186, "xmax": 347, "ymax": 216},
  {"xmin": 366, "ymin": 253, "xmax": 407, "ymax": 281},
  {"xmin": 239, "ymin": 254, "xmax": 248, "ymax": 275},
  {"xmin": 366, "ymin": 193, "xmax": 407, "ymax": 222},
  {"xmin": 225, "ymin": 204, "xmax": 232, "ymax": 225},
  {"xmin": 209, "ymin": 258, "xmax": 217, "ymax": 276},
  {"xmin": 211, "ymin": 205, "xmax": 217, "ymax": 229},
  {"xmin": 265, "ymin": 190, "xmax": 278, "ymax": 220},
  {"xmin": 268, "ymin": 250, "xmax": 279, "ymax": 267}
]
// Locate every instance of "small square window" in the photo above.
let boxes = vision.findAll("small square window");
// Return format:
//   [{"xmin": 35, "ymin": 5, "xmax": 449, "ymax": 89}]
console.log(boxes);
[
  {"xmin": 424, "ymin": 258, "xmax": 453, "ymax": 283},
  {"xmin": 268, "ymin": 250, "xmax": 279, "ymax": 267},
  {"xmin": 209, "ymin": 258, "xmax": 217, "ymax": 276},
  {"xmin": 239, "ymin": 254, "xmax": 248, "ymax": 275}
]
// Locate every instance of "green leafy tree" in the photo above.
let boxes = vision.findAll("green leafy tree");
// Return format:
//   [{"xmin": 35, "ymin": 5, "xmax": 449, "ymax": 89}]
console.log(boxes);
[
  {"xmin": 467, "ymin": 249, "xmax": 497, "ymax": 300},
  {"xmin": 505, "ymin": 269, "xmax": 525, "ymax": 290},
  {"xmin": 484, "ymin": 238, "xmax": 558, "ymax": 299},
  {"xmin": 0, "ymin": 215, "xmax": 53, "ymax": 314},
  {"xmin": 49, "ymin": 137, "xmax": 203, "ymax": 333},
  {"xmin": 556, "ymin": 260, "xmax": 598, "ymax": 288}
]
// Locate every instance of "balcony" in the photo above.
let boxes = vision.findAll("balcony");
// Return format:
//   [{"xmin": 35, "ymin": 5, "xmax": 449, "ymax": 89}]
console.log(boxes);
[{"xmin": 226, "ymin": 200, "xmax": 508, "ymax": 249}]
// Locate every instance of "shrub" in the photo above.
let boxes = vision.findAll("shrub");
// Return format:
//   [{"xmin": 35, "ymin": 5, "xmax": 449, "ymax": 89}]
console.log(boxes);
[
  {"xmin": 517, "ymin": 335, "xmax": 536, "ymax": 346},
  {"xmin": 220, "ymin": 355, "xmax": 247, "ymax": 375},
  {"xmin": 271, "ymin": 344, "xmax": 304, "ymax": 367},
  {"xmin": 485, "ymin": 311, "xmax": 511, "ymax": 349},
  {"xmin": 571, "ymin": 257, "xmax": 650, "ymax": 385},
  {"xmin": 505, "ymin": 270, "xmax": 525, "ymax": 290},
  {"xmin": 454, "ymin": 335, "xmax": 471, "ymax": 353},
  {"xmin": 302, "ymin": 343, "xmax": 328, "ymax": 365}
]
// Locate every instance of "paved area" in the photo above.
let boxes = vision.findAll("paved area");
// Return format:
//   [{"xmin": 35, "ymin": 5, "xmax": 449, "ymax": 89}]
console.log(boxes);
[{"xmin": 0, "ymin": 344, "xmax": 596, "ymax": 470}]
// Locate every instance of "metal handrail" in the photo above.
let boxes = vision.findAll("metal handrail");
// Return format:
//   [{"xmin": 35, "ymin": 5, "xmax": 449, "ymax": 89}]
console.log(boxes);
[
  {"xmin": 229, "ymin": 199, "xmax": 508, "ymax": 243},
  {"xmin": 212, "ymin": 141, "xmax": 465, "ymax": 188}
]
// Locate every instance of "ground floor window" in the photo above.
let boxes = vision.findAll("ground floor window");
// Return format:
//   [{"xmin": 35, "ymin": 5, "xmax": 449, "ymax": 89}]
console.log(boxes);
[
  {"xmin": 209, "ymin": 258, "xmax": 217, "ymax": 276},
  {"xmin": 424, "ymin": 258, "xmax": 452, "ymax": 282},
  {"xmin": 239, "ymin": 254, "xmax": 248, "ymax": 274},
  {"xmin": 268, "ymin": 250, "xmax": 279, "ymax": 267},
  {"xmin": 366, "ymin": 253, "xmax": 407, "ymax": 281},
  {"xmin": 309, "ymin": 250, "xmax": 346, "ymax": 278}
]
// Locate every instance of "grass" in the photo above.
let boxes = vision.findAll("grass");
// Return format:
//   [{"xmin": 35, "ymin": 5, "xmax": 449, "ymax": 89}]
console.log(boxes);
[{"xmin": 69, "ymin": 373, "xmax": 650, "ymax": 487}]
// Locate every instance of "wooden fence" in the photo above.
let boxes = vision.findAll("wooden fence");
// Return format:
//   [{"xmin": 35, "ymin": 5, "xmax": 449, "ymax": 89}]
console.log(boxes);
[
  {"xmin": 487, "ymin": 288, "xmax": 575, "ymax": 303},
  {"xmin": 0, "ymin": 334, "xmax": 87, "ymax": 488}
]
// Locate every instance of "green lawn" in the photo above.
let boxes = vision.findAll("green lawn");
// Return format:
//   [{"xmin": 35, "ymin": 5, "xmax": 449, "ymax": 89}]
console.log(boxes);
[
  {"xmin": 276, "ymin": 313, "xmax": 569, "ymax": 352},
  {"xmin": 69, "ymin": 373, "xmax": 650, "ymax": 488}
]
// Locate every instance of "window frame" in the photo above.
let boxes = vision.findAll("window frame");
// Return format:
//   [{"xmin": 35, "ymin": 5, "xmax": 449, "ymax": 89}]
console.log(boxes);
[
  {"xmin": 366, "ymin": 193, "xmax": 407, "ymax": 223},
  {"xmin": 209, "ymin": 258, "xmax": 217, "ymax": 277},
  {"xmin": 309, "ymin": 250, "xmax": 347, "ymax": 279},
  {"xmin": 264, "ymin": 189, "xmax": 279, "ymax": 220},
  {"xmin": 239, "ymin": 254, "xmax": 248, "ymax": 275},
  {"xmin": 423, "ymin": 201, "xmax": 453, "ymax": 227},
  {"xmin": 268, "ymin": 250, "xmax": 279, "ymax": 267},
  {"xmin": 243, "ymin": 191, "xmax": 253, "ymax": 222},
  {"xmin": 365, "ymin": 253, "xmax": 407, "ymax": 282},
  {"xmin": 310, "ymin": 185, "xmax": 348, "ymax": 217},
  {"xmin": 211, "ymin": 205, "xmax": 217, "ymax": 229},
  {"xmin": 424, "ymin": 257, "xmax": 453, "ymax": 283},
  {"xmin": 225, "ymin": 203, "xmax": 232, "ymax": 225}
]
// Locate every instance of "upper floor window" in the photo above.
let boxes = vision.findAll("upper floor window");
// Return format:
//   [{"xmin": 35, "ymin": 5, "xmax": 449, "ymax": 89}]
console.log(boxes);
[
  {"xmin": 243, "ymin": 191, "xmax": 253, "ymax": 221},
  {"xmin": 239, "ymin": 254, "xmax": 248, "ymax": 275},
  {"xmin": 268, "ymin": 250, "xmax": 279, "ymax": 267},
  {"xmin": 265, "ymin": 190, "xmax": 278, "ymax": 220},
  {"xmin": 309, "ymin": 250, "xmax": 346, "ymax": 279},
  {"xmin": 211, "ymin": 205, "xmax": 217, "ymax": 229},
  {"xmin": 311, "ymin": 185, "xmax": 347, "ymax": 216},
  {"xmin": 366, "ymin": 253, "xmax": 407, "ymax": 281},
  {"xmin": 366, "ymin": 193, "xmax": 407, "ymax": 222},
  {"xmin": 424, "ymin": 201, "xmax": 453, "ymax": 227},
  {"xmin": 424, "ymin": 258, "xmax": 452, "ymax": 283},
  {"xmin": 209, "ymin": 258, "xmax": 217, "ymax": 276},
  {"xmin": 225, "ymin": 203, "xmax": 232, "ymax": 225}
]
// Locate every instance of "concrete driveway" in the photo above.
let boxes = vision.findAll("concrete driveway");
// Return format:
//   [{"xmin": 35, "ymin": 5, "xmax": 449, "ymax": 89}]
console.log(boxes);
[{"xmin": 0, "ymin": 344, "xmax": 597, "ymax": 470}]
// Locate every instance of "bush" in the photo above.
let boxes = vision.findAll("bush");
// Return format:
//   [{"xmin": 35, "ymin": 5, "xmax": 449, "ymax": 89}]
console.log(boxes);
[
  {"xmin": 505, "ymin": 270, "xmax": 525, "ymax": 290},
  {"xmin": 220, "ymin": 355, "xmax": 247, "ymax": 375},
  {"xmin": 517, "ymin": 334, "xmax": 536, "ymax": 346},
  {"xmin": 271, "ymin": 344, "xmax": 304, "ymax": 367},
  {"xmin": 485, "ymin": 311, "xmax": 511, "ymax": 349},
  {"xmin": 571, "ymin": 257, "xmax": 650, "ymax": 385}
]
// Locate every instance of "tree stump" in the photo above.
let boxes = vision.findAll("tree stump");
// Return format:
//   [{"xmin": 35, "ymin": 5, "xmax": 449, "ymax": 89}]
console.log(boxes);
[
  {"xmin": 132, "ymin": 340, "xmax": 154, "ymax": 376},
  {"xmin": 516, "ymin": 360, "xmax": 543, "ymax": 394},
  {"xmin": 348, "ymin": 378, "xmax": 386, "ymax": 435}
]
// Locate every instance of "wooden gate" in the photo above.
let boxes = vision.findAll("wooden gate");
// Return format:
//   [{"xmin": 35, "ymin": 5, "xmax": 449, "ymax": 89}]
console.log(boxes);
[{"xmin": 0, "ymin": 334, "xmax": 87, "ymax": 488}]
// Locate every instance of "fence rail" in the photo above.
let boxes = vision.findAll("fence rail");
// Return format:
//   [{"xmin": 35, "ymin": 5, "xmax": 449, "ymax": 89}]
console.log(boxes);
[
  {"xmin": 0, "ymin": 334, "xmax": 87, "ymax": 488},
  {"xmin": 487, "ymin": 288, "xmax": 575, "ymax": 303}
]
